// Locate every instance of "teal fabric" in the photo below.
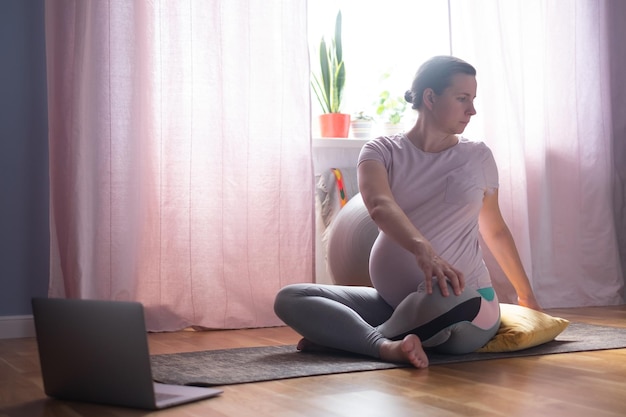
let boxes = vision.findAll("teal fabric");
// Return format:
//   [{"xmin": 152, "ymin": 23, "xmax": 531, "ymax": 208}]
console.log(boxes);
[{"xmin": 477, "ymin": 287, "xmax": 495, "ymax": 301}]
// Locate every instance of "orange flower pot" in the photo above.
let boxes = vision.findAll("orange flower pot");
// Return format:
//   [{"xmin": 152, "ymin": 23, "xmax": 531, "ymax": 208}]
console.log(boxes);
[{"xmin": 319, "ymin": 113, "xmax": 350, "ymax": 138}]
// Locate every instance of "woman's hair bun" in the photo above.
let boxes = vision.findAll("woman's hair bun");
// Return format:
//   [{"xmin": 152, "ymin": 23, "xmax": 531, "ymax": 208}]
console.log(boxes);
[{"xmin": 404, "ymin": 90, "xmax": 414, "ymax": 103}]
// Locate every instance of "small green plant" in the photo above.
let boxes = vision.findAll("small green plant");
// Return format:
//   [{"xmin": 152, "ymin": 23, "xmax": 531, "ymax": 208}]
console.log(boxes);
[
  {"xmin": 376, "ymin": 90, "xmax": 407, "ymax": 125},
  {"xmin": 353, "ymin": 111, "xmax": 374, "ymax": 121},
  {"xmin": 311, "ymin": 11, "xmax": 345, "ymax": 114}
]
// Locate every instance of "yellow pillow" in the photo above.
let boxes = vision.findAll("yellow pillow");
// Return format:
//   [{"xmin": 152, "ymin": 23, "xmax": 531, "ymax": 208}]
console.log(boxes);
[{"xmin": 477, "ymin": 303, "xmax": 569, "ymax": 353}]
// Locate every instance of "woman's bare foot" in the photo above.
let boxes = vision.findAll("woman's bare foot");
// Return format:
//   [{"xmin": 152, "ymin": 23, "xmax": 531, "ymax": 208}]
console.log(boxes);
[
  {"xmin": 379, "ymin": 334, "xmax": 429, "ymax": 369},
  {"xmin": 296, "ymin": 338, "xmax": 317, "ymax": 351}
]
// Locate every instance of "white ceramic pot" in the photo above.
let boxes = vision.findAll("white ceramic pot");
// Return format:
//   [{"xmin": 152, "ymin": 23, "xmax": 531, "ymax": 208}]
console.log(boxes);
[{"xmin": 350, "ymin": 120, "xmax": 373, "ymax": 139}]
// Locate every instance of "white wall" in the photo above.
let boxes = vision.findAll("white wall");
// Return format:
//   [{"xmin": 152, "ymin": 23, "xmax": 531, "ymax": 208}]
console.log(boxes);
[{"xmin": 312, "ymin": 138, "xmax": 367, "ymax": 284}]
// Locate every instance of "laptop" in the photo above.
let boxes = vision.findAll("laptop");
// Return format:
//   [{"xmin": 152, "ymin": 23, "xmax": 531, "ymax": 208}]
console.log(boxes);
[{"xmin": 31, "ymin": 297, "xmax": 223, "ymax": 410}]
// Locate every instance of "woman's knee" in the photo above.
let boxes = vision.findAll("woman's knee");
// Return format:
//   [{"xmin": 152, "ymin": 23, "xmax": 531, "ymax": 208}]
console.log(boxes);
[
  {"xmin": 430, "ymin": 319, "xmax": 500, "ymax": 354},
  {"xmin": 379, "ymin": 284, "xmax": 484, "ymax": 341},
  {"xmin": 413, "ymin": 283, "xmax": 482, "ymax": 320},
  {"xmin": 274, "ymin": 283, "xmax": 305, "ymax": 319}
]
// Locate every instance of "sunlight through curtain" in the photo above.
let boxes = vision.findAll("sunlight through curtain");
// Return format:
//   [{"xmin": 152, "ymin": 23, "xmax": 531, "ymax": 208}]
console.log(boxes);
[
  {"xmin": 450, "ymin": 0, "xmax": 625, "ymax": 307},
  {"xmin": 45, "ymin": 0, "xmax": 313, "ymax": 330}
]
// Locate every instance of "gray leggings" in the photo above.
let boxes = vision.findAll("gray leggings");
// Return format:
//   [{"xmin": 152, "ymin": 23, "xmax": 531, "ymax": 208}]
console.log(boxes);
[{"xmin": 274, "ymin": 283, "xmax": 500, "ymax": 358}]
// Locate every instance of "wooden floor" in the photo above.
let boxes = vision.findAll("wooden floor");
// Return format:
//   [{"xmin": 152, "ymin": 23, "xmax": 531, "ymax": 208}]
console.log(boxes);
[{"xmin": 1, "ymin": 305, "xmax": 625, "ymax": 417}]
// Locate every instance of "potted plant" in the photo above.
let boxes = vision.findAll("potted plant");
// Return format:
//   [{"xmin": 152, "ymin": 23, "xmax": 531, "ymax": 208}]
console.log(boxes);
[
  {"xmin": 350, "ymin": 111, "xmax": 374, "ymax": 138},
  {"xmin": 375, "ymin": 90, "xmax": 407, "ymax": 135},
  {"xmin": 311, "ymin": 11, "xmax": 350, "ymax": 138}
]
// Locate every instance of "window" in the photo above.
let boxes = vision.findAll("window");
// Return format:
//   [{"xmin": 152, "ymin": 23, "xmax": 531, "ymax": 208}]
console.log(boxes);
[{"xmin": 308, "ymin": 0, "xmax": 451, "ymax": 133}]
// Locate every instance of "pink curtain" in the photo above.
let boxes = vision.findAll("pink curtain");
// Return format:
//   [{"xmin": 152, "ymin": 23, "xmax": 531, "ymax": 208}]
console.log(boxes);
[
  {"xmin": 45, "ymin": 0, "xmax": 314, "ymax": 331},
  {"xmin": 608, "ymin": 0, "xmax": 626, "ymax": 296},
  {"xmin": 450, "ymin": 0, "xmax": 625, "ymax": 307}
]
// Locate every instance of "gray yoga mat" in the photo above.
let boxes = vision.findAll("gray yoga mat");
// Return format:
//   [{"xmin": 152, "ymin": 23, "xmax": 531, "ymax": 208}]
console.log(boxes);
[{"xmin": 151, "ymin": 322, "xmax": 626, "ymax": 386}]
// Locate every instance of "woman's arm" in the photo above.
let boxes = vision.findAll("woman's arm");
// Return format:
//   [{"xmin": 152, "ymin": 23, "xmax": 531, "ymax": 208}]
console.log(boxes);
[
  {"xmin": 478, "ymin": 190, "xmax": 541, "ymax": 310},
  {"xmin": 358, "ymin": 160, "xmax": 464, "ymax": 296}
]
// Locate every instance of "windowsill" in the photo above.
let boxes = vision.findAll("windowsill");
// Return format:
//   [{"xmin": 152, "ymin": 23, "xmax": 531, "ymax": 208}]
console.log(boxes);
[{"xmin": 312, "ymin": 138, "xmax": 368, "ymax": 148}]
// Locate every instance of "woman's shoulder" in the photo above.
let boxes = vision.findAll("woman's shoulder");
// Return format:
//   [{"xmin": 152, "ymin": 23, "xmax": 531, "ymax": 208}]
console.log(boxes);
[
  {"xmin": 366, "ymin": 133, "xmax": 406, "ymax": 147},
  {"xmin": 361, "ymin": 133, "xmax": 406, "ymax": 155},
  {"xmin": 458, "ymin": 136, "xmax": 489, "ymax": 148},
  {"xmin": 359, "ymin": 134, "xmax": 406, "ymax": 166},
  {"xmin": 457, "ymin": 136, "xmax": 493, "ymax": 155},
  {"xmin": 457, "ymin": 137, "xmax": 497, "ymax": 168}
]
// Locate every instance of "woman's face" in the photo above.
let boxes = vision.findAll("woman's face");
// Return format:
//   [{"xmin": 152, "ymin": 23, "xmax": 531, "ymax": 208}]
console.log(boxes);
[{"xmin": 430, "ymin": 73, "xmax": 477, "ymax": 135}]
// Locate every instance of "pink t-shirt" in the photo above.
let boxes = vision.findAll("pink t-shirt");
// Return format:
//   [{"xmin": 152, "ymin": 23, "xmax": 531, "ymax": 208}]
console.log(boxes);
[{"xmin": 358, "ymin": 134, "xmax": 498, "ymax": 307}]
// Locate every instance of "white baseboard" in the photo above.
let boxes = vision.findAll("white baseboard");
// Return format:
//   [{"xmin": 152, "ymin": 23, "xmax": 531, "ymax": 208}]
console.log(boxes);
[{"xmin": 0, "ymin": 315, "xmax": 35, "ymax": 339}]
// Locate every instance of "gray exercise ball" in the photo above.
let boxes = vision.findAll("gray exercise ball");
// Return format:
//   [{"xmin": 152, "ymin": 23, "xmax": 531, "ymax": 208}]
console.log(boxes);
[{"xmin": 326, "ymin": 193, "xmax": 378, "ymax": 287}]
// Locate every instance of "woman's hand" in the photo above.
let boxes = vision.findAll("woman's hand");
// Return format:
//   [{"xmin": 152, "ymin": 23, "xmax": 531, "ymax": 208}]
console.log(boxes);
[
  {"xmin": 414, "ymin": 241, "xmax": 465, "ymax": 296},
  {"xmin": 518, "ymin": 294, "xmax": 542, "ymax": 312}
]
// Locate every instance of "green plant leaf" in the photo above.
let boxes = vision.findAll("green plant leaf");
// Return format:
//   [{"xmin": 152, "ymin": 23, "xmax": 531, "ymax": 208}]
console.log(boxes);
[
  {"xmin": 319, "ymin": 40, "xmax": 331, "ymax": 111},
  {"xmin": 310, "ymin": 10, "xmax": 345, "ymax": 114},
  {"xmin": 333, "ymin": 61, "xmax": 345, "ymax": 113},
  {"xmin": 375, "ymin": 89, "xmax": 407, "ymax": 123},
  {"xmin": 334, "ymin": 11, "xmax": 342, "ymax": 64},
  {"xmin": 311, "ymin": 74, "xmax": 330, "ymax": 113}
]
